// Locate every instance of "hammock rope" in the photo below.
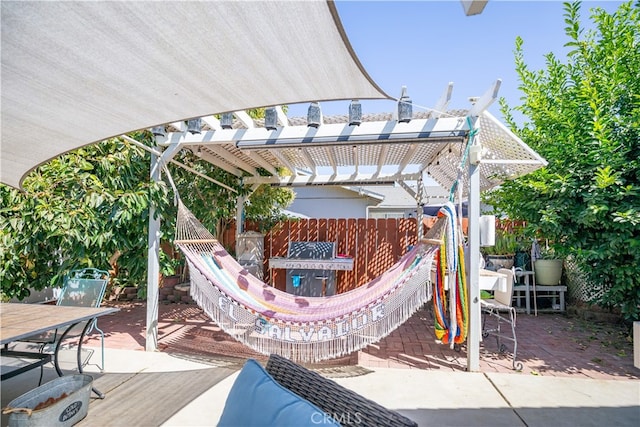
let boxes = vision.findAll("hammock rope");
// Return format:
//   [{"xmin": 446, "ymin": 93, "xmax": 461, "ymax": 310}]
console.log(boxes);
[{"xmin": 175, "ymin": 200, "xmax": 446, "ymax": 362}]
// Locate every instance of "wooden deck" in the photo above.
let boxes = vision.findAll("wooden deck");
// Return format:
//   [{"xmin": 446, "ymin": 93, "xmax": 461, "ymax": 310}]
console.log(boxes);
[{"xmin": 78, "ymin": 368, "xmax": 236, "ymax": 425}]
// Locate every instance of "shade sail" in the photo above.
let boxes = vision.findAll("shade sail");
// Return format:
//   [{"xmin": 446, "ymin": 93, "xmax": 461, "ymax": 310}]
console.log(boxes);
[{"xmin": 1, "ymin": 1, "xmax": 389, "ymax": 189}]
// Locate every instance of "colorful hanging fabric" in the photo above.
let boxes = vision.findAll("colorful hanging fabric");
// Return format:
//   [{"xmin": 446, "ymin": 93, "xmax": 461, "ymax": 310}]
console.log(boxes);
[
  {"xmin": 432, "ymin": 246, "xmax": 448, "ymax": 342},
  {"xmin": 432, "ymin": 201, "xmax": 469, "ymax": 347}
]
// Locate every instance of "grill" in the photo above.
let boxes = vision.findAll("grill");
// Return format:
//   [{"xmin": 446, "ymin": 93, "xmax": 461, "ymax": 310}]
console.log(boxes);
[{"xmin": 269, "ymin": 241, "xmax": 353, "ymax": 297}]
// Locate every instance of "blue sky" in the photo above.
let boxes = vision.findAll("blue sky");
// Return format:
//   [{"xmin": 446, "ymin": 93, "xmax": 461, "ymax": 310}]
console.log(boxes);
[{"xmin": 287, "ymin": 0, "xmax": 624, "ymax": 123}]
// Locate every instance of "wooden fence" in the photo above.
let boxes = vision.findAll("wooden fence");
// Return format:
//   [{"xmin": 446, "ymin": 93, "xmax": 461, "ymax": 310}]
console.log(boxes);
[
  {"xmin": 221, "ymin": 218, "xmax": 444, "ymax": 293},
  {"xmin": 214, "ymin": 216, "xmax": 520, "ymax": 295}
]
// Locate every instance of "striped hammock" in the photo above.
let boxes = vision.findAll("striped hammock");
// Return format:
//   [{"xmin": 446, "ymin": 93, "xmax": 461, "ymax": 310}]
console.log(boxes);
[{"xmin": 174, "ymin": 200, "xmax": 448, "ymax": 363}]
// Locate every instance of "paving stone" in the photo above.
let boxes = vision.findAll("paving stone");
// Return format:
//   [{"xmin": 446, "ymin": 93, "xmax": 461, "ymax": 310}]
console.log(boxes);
[{"xmin": 85, "ymin": 301, "xmax": 639, "ymax": 381}]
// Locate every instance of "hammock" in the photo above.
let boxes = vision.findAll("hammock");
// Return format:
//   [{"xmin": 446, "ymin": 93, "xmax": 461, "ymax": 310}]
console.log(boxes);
[{"xmin": 175, "ymin": 200, "xmax": 444, "ymax": 363}]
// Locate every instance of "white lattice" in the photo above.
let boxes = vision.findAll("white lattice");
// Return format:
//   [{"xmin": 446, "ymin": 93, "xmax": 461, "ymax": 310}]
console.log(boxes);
[{"xmin": 564, "ymin": 256, "xmax": 605, "ymax": 303}]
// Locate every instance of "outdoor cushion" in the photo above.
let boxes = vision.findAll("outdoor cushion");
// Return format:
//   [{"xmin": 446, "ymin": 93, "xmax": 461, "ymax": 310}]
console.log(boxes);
[{"xmin": 218, "ymin": 359, "xmax": 339, "ymax": 427}]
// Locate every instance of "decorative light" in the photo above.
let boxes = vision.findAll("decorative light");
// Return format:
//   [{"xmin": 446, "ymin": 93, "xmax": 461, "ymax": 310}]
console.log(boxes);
[
  {"xmin": 348, "ymin": 100, "xmax": 362, "ymax": 126},
  {"xmin": 151, "ymin": 126, "xmax": 166, "ymax": 137},
  {"xmin": 221, "ymin": 113, "xmax": 233, "ymax": 129},
  {"xmin": 397, "ymin": 86, "xmax": 412, "ymax": 123},
  {"xmin": 265, "ymin": 107, "xmax": 278, "ymax": 131},
  {"xmin": 307, "ymin": 102, "xmax": 322, "ymax": 128},
  {"xmin": 187, "ymin": 118, "xmax": 202, "ymax": 134}
]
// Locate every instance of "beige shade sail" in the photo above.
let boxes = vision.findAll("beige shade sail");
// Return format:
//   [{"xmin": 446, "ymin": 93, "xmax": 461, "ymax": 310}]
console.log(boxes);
[{"xmin": 1, "ymin": 1, "xmax": 389, "ymax": 189}]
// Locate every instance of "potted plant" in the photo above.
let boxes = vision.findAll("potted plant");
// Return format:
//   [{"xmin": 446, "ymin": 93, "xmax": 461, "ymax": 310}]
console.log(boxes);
[
  {"xmin": 534, "ymin": 244, "xmax": 563, "ymax": 286},
  {"xmin": 482, "ymin": 229, "xmax": 518, "ymax": 269}
]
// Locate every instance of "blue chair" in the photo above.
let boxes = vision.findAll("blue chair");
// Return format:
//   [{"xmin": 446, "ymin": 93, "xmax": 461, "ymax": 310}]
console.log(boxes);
[
  {"xmin": 57, "ymin": 268, "xmax": 110, "ymax": 371},
  {"xmin": 19, "ymin": 268, "xmax": 110, "ymax": 379}
]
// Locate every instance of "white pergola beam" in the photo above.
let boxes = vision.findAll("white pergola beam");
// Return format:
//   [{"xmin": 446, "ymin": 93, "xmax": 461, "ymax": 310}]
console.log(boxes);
[
  {"xmin": 236, "ymin": 117, "xmax": 469, "ymax": 149},
  {"xmin": 374, "ymin": 145, "xmax": 389, "ymax": 178},
  {"xmin": 199, "ymin": 150, "xmax": 243, "ymax": 177},
  {"xmin": 398, "ymin": 180, "xmax": 417, "ymax": 200},
  {"xmin": 482, "ymin": 159, "xmax": 547, "ymax": 165},
  {"xmin": 243, "ymin": 151, "xmax": 280, "ymax": 176},
  {"xmin": 202, "ymin": 116, "xmax": 222, "ymax": 131},
  {"xmin": 398, "ymin": 143, "xmax": 420, "ymax": 174},
  {"xmin": 158, "ymin": 117, "xmax": 468, "ymax": 148},
  {"xmin": 468, "ymin": 80, "xmax": 501, "ymax": 117},
  {"xmin": 352, "ymin": 146, "xmax": 359, "ymax": 175},
  {"xmin": 234, "ymin": 111, "xmax": 255, "ymax": 129},
  {"xmin": 170, "ymin": 121, "xmax": 185, "ymax": 132},
  {"xmin": 244, "ymin": 171, "xmax": 422, "ymax": 186},
  {"xmin": 327, "ymin": 147, "xmax": 338, "ymax": 175},
  {"xmin": 206, "ymin": 146, "xmax": 258, "ymax": 176},
  {"xmin": 270, "ymin": 150, "xmax": 298, "ymax": 176},
  {"xmin": 433, "ymin": 82, "xmax": 454, "ymax": 118},
  {"xmin": 275, "ymin": 106, "xmax": 289, "ymax": 127},
  {"xmin": 152, "ymin": 141, "xmax": 184, "ymax": 177},
  {"xmin": 299, "ymin": 148, "xmax": 317, "ymax": 174}
]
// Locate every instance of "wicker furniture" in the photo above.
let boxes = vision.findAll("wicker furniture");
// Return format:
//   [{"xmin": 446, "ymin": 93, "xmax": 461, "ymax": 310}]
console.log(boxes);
[{"xmin": 265, "ymin": 354, "xmax": 418, "ymax": 427}]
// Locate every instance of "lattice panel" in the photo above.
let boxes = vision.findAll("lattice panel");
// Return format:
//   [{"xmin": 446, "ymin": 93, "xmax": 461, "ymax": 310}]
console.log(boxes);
[{"xmin": 564, "ymin": 256, "xmax": 604, "ymax": 303}]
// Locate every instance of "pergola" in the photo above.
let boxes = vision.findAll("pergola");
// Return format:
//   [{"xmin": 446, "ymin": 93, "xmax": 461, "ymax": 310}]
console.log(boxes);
[
  {"xmin": 1, "ymin": 0, "xmax": 545, "ymax": 371},
  {"xmin": 153, "ymin": 94, "xmax": 544, "ymax": 194}
]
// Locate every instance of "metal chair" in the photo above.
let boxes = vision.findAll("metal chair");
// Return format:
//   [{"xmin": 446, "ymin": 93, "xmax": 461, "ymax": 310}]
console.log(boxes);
[
  {"xmin": 19, "ymin": 268, "xmax": 110, "ymax": 379},
  {"xmin": 481, "ymin": 267, "xmax": 523, "ymax": 370}
]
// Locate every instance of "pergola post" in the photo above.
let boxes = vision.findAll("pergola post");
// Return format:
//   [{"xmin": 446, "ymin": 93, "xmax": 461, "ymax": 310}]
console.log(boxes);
[
  {"xmin": 145, "ymin": 140, "xmax": 183, "ymax": 352},
  {"xmin": 466, "ymin": 118, "xmax": 482, "ymax": 371},
  {"xmin": 236, "ymin": 195, "xmax": 245, "ymax": 239},
  {"xmin": 146, "ymin": 149, "xmax": 161, "ymax": 352},
  {"xmin": 416, "ymin": 176, "xmax": 425, "ymax": 240}
]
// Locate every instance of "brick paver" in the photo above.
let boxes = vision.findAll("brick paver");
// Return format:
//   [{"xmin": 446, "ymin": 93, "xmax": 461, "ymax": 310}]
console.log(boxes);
[{"xmin": 86, "ymin": 300, "xmax": 639, "ymax": 380}]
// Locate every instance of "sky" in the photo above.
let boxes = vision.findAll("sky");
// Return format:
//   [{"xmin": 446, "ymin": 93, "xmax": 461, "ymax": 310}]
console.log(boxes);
[{"xmin": 286, "ymin": 0, "xmax": 625, "ymax": 124}]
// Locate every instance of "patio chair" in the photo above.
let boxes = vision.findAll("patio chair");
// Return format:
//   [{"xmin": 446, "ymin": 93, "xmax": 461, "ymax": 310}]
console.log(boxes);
[
  {"xmin": 265, "ymin": 353, "xmax": 418, "ymax": 426},
  {"xmin": 18, "ymin": 268, "xmax": 110, "ymax": 380},
  {"xmin": 481, "ymin": 267, "xmax": 523, "ymax": 370}
]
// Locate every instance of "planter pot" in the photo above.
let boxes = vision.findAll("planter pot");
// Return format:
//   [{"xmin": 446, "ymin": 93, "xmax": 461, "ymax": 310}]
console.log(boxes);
[
  {"xmin": 6, "ymin": 374, "xmax": 93, "ymax": 427},
  {"xmin": 534, "ymin": 259, "xmax": 563, "ymax": 285},
  {"xmin": 161, "ymin": 275, "xmax": 181, "ymax": 288},
  {"xmin": 486, "ymin": 254, "xmax": 514, "ymax": 270}
]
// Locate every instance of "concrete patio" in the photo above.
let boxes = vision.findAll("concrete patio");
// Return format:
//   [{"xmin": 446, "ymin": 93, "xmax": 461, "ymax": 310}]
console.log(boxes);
[{"xmin": 2, "ymin": 300, "xmax": 638, "ymax": 426}]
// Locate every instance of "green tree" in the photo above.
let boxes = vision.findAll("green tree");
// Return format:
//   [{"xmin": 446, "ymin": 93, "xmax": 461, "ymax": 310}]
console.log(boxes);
[
  {"xmin": 486, "ymin": 1, "xmax": 640, "ymax": 322},
  {"xmin": 1, "ymin": 123, "xmax": 294, "ymax": 299},
  {"xmin": 0, "ymin": 132, "xmax": 171, "ymax": 299}
]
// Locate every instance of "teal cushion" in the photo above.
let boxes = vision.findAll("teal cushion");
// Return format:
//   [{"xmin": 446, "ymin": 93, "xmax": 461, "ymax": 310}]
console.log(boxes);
[{"xmin": 218, "ymin": 359, "xmax": 339, "ymax": 427}]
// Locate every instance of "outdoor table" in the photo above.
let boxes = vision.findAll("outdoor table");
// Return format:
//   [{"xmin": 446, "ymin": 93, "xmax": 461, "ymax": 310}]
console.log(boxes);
[
  {"xmin": 0, "ymin": 303, "xmax": 119, "ymax": 398},
  {"xmin": 433, "ymin": 268, "xmax": 508, "ymax": 292},
  {"xmin": 514, "ymin": 269, "xmax": 536, "ymax": 315}
]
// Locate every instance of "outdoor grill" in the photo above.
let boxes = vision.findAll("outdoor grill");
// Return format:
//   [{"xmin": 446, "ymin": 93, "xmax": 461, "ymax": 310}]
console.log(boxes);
[{"xmin": 269, "ymin": 241, "xmax": 353, "ymax": 297}]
